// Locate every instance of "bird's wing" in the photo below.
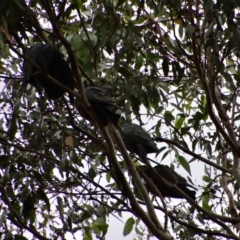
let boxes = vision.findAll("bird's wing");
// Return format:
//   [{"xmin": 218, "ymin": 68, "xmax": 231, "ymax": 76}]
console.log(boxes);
[
  {"xmin": 136, "ymin": 165, "xmax": 149, "ymax": 173},
  {"xmin": 155, "ymin": 165, "xmax": 197, "ymax": 190},
  {"xmin": 85, "ymin": 87, "xmax": 116, "ymax": 106},
  {"xmin": 23, "ymin": 44, "xmax": 51, "ymax": 76},
  {"xmin": 22, "ymin": 44, "xmax": 46, "ymax": 87},
  {"xmin": 123, "ymin": 123, "xmax": 156, "ymax": 146}
]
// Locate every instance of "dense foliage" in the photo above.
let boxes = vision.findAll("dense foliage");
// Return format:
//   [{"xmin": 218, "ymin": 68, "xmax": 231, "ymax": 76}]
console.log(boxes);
[{"xmin": 1, "ymin": 0, "xmax": 240, "ymax": 239}]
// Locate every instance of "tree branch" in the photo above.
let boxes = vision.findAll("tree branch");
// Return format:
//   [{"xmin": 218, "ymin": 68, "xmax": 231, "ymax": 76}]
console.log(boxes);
[
  {"xmin": 110, "ymin": 128, "xmax": 173, "ymax": 239},
  {"xmin": 0, "ymin": 185, "xmax": 51, "ymax": 240},
  {"xmin": 155, "ymin": 137, "xmax": 230, "ymax": 173}
]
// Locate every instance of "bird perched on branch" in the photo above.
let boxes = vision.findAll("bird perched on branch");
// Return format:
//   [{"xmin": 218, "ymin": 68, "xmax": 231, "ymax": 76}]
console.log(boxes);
[
  {"xmin": 135, "ymin": 164, "xmax": 197, "ymax": 200},
  {"xmin": 75, "ymin": 86, "xmax": 121, "ymax": 126},
  {"xmin": 21, "ymin": 44, "xmax": 75, "ymax": 104},
  {"xmin": 121, "ymin": 123, "xmax": 158, "ymax": 162}
]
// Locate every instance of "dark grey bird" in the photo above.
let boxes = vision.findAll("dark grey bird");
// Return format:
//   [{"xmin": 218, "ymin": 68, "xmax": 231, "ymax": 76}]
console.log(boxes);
[
  {"xmin": 121, "ymin": 123, "xmax": 158, "ymax": 162},
  {"xmin": 21, "ymin": 44, "xmax": 75, "ymax": 104},
  {"xmin": 75, "ymin": 86, "xmax": 121, "ymax": 126},
  {"xmin": 135, "ymin": 164, "xmax": 197, "ymax": 200}
]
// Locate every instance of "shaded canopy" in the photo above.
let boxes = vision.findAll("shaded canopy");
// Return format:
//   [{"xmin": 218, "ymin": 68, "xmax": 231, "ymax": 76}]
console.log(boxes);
[{"xmin": 1, "ymin": 0, "xmax": 239, "ymax": 239}]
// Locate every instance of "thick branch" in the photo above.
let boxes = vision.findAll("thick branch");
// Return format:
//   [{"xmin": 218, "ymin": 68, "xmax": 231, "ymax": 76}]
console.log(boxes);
[
  {"xmin": 110, "ymin": 128, "xmax": 173, "ymax": 239},
  {"xmin": 205, "ymin": 46, "xmax": 240, "ymax": 185},
  {"xmin": 138, "ymin": 200, "xmax": 239, "ymax": 240},
  {"xmin": 221, "ymin": 150, "xmax": 240, "ymax": 230},
  {"xmin": 190, "ymin": 18, "xmax": 240, "ymax": 160}
]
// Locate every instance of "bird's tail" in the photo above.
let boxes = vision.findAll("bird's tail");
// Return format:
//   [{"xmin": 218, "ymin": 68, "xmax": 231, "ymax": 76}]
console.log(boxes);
[
  {"xmin": 184, "ymin": 188, "xmax": 196, "ymax": 201},
  {"xmin": 68, "ymin": 93, "xmax": 74, "ymax": 105},
  {"xmin": 19, "ymin": 76, "xmax": 29, "ymax": 93}
]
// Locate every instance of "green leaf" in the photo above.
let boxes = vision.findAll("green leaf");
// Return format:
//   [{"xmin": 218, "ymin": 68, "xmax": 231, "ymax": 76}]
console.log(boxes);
[
  {"xmin": 37, "ymin": 188, "xmax": 50, "ymax": 212},
  {"xmin": 88, "ymin": 167, "xmax": 97, "ymax": 180},
  {"xmin": 135, "ymin": 54, "xmax": 144, "ymax": 70},
  {"xmin": 0, "ymin": 156, "xmax": 11, "ymax": 168},
  {"xmin": 116, "ymin": 0, "xmax": 127, "ymax": 8},
  {"xmin": 68, "ymin": 211, "xmax": 80, "ymax": 223},
  {"xmin": 193, "ymin": 111, "xmax": 204, "ymax": 130},
  {"xmin": 83, "ymin": 227, "xmax": 93, "ymax": 240},
  {"xmin": 162, "ymin": 150, "xmax": 171, "ymax": 161},
  {"xmin": 164, "ymin": 111, "xmax": 175, "ymax": 125},
  {"xmin": 202, "ymin": 194, "xmax": 212, "ymax": 211},
  {"xmin": 175, "ymin": 116, "xmax": 185, "ymax": 130},
  {"xmin": 185, "ymin": 24, "xmax": 195, "ymax": 38},
  {"xmin": 56, "ymin": 196, "xmax": 63, "ymax": 213},
  {"xmin": 77, "ymin": 0, "xmax": 85, "ymax": 11},
  {"xmin": 106, "ymin": 172, "xmax": 111, "ymax": 183},
  {"xmin": 8, "ymin": 101, "xmax": 20, "ymax": 140},
  {"xmin": 70, "ymin": 35, "xmax": 84, "ymax": 50},
  {"xmin": 178, "ymin": 155, "xmax": 191, "ymax": 176},
  {"xmin": 22, "ymin": 195, "xmax": 36, "ymax": 221},
  {"xmin": 93, "ymin": 217, "xmax": 109, "ymax": 231},
  {"xmin": 162, "ymin": 58, "xmax": 169, "ymax": 76},
  {"xmin": 123, "ymin": 217, "xmax": 135, "ymax": 236},
  {"xmin": 82, "ymin": 32, "xmax": 97, "ymax": 46},
  {"xmin": 202, "ymin": 175, "xmax": 211, "ymax": 182},
  {"xmin": 0, "ymin": 213, "xmax": 5, "ymax": 227},
  {"xmin": 79, "ymin": 211, "xmax": 92, "ymax": 222},
  {"xmin": 67, "ymin": 216, "xmax": 72, "ymax": 230}
]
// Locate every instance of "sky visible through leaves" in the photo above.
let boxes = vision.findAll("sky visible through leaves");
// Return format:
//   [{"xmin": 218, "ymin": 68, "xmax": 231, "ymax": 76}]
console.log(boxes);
[{"xmin": 1, "ymin": 0, "xmax": 240, "ymax": 240}]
